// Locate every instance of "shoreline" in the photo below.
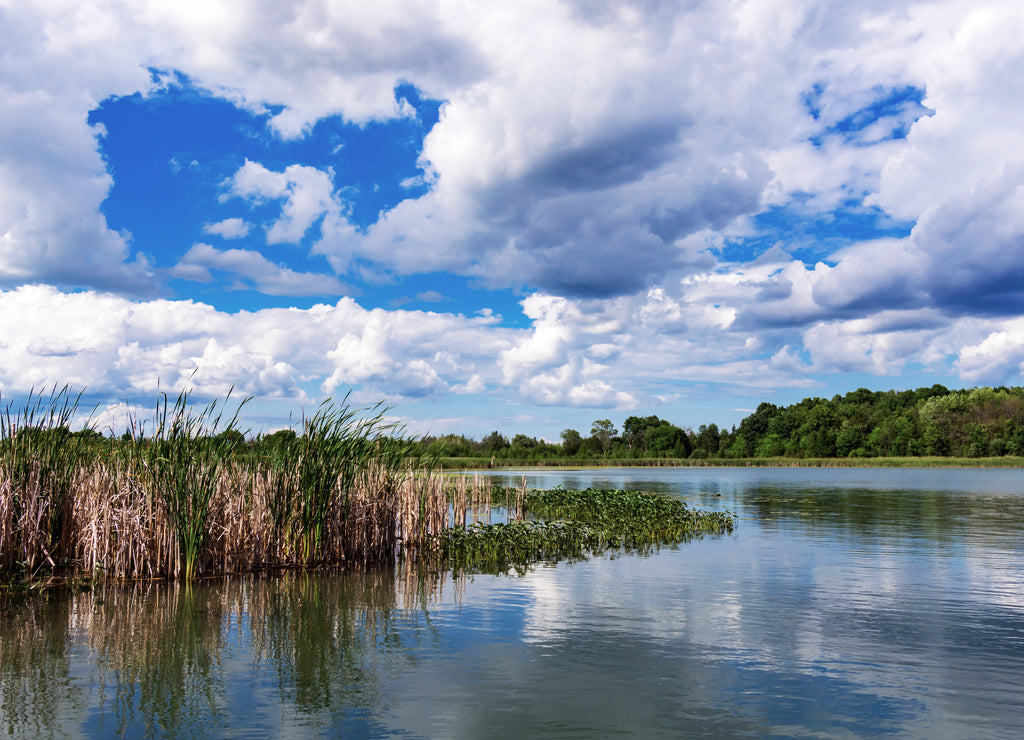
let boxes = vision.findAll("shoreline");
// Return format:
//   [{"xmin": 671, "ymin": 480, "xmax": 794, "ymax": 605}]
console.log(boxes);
[{"xmin": 439, "ymin": 456, "xmax": 1024, "ymax": 470}]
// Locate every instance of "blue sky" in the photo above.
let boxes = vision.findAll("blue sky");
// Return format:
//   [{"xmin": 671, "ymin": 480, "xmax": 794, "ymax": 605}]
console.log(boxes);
[{"xmin": 2, "ymin": 0, "xmax": 1023, "ymax": 440}]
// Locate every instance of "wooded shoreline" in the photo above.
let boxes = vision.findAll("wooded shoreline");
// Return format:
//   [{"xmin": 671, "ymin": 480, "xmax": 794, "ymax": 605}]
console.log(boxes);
[{"xmin": 436, "ymin": 456, "xmax": 1024, "ymax": 469}]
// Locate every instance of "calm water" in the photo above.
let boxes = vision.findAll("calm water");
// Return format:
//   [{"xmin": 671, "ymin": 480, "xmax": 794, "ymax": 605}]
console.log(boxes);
[{"xmin": 2, "ymin": 467, "xmax": 1023, "ymax": 738}]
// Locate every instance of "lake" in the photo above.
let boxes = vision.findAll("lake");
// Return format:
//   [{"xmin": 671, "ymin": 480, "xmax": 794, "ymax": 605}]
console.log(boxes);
[{"xmin": 2, "ymin": 467, "xmax": 1023, "ymax": 738}]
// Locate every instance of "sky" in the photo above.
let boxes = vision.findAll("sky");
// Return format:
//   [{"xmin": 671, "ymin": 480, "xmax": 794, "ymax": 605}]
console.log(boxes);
[{"xmin": 1, "ymin": 0, "xmax": 1023, "ymax": 440}]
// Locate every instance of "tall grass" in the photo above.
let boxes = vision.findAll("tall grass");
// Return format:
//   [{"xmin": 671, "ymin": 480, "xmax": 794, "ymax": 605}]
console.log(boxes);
[
  {"xmin": 1, "ymin": 389, "xmax": 738, "ymax": 585},
  {"xmin": 142, "ymin": 388, "xmax": 247, "ymax": 579},
  {"xmin": 442, "ymin": 455, "xmax": 1024, "ymax": 469},
  {"xmin": 291, "ymin": 397, "xmax": 416, "ymax": 564},
  {"xmin": 0, "ymin": 388, "xmax": 478, "ymax": 582},
  {"xmin": 0, "ymin": 386, "xmax": 95, "ymax": 574},
  {"xmin": 0, "ymin": 390, "xmax": 468, "ymax": 581}
]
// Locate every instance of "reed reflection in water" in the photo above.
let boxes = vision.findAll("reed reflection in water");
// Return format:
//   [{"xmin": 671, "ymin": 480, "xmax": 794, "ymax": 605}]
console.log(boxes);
[{"xmin": 0, "ymin": 564, "xmax": 461, "ymax": 738}]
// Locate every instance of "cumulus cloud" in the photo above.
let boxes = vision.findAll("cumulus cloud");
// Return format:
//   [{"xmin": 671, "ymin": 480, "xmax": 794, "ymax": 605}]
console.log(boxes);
[
  {"xmin": 0, "ymin": 3, "xmax": 156, "ymax": 294},
  {"xmin": 9, "ymin": 0, "xmax": 1022, "ymax": 308},
  {"xmin": 78, "ymin": 0, "xmax": 481, "ymax": 140},
  {"xmin": 738, "ymin": 158, "xmax": 1024, "ymax": 330},
  {"xmin": 4, "ymin": 0, "xmax": 1024, "ymax": 432},
  {"xmin": 520, "ymin": 362, "xmax": 639, "ymax": 409},
  {"xmin": 172, "ymin": 243, "xmax": 351, "ymax": 296},
  {"xmin": 1, "ymin": 0, "xmax": 464, "ymax": 292},
  {"xmin": 957, "ymin": 322, "xmax": 1024, "ymax": 384},
  {"xmin": 225, "ymin": 160, "xmax": 349, "ymax": 245},
  {"xmin": 203, "ymin": 218, "xmax": 250, "ymax": 239},
  {"xmin": 0, "ymin": 285, "xmax": 513, "ymax": 406},
  {"xmin": 339, "ymin": 0, "xmax": 787, "ymax": 296},
  {"xmin": 792, "ymin": 2, "xmax": 1024, "ymax": 321},
  {"xmin": 500, "ymin": 295, "xmax": 580, "ymax": 383}
]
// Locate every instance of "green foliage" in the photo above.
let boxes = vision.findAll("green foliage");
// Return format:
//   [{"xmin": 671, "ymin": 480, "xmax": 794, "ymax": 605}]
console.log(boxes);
[
  {"xmin": 143, "ymin": 387, "xmax": 248, "ymax": 579},
  {"xmin": 292, "ymin": 396, "xmax": 415, "ymax": 564},
  {"xmin": 439, "ymin": 488, "xmax": 735, "ymax": 572},
  {"xmin": 411, "ymin": 384, "xmax": 1024, "ymax": 466},
  {"xmin": 623, "ymin": 415, "xmax": 660, "ymax": 451},
  {"xmin": 693, "ymin": 423, "xmax": 721, "ymax": 457},
  {"xmin": 648, "ymin": 422, "xmax": 689, "ymax": 456},
  {"xmin": 481, "ymin": 431, "xmax": 509, "ymax": 454},
  {"xmin": 0, "ymin": 386, "xmax": 99, "ymax": 571},
  {"xmin": 730, "ymin": 385, "xmax": 1024, "ymax": 460},
  {"xmin": 590, "ymin": 419, "xmax": 618, "ymax": 456},
  {"xmin": 510, "ymin": 434, "xmax": 539, "ymax": 459},
  {"xmin": 560, "ymin": 428, "xmax": 583, "ymax": 456},
  {"xmin": 621, "ymin": 415, "xmax": 691, "ymax": 457}
]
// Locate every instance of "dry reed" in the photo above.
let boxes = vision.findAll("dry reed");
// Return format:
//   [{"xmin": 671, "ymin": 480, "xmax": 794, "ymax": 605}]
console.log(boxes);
[
  {"xmin": 0, "ymin": 454, "xmax": 494, "ymax": 581},
  {"xmin": 0, "ymin": 389, "xmax": 497, "ymax": 582}
]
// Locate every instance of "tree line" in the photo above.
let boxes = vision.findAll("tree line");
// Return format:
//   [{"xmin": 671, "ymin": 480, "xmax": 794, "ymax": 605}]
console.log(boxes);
[
  {"xmin": 15, "ymin": 384, "xmax": 1024, "ymax": 461},
  {"xmin": 417, "ymin": 385, "xmax": 1024, "ymax": 461}
]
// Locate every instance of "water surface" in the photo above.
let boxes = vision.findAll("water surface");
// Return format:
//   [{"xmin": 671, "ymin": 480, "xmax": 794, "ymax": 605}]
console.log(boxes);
[{"xmin": 2, "ymin": 467, "xmax": 1023, "ymax": 738}]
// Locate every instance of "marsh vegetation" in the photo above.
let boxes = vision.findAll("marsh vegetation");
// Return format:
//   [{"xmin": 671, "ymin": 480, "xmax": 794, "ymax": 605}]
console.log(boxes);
[
  {"xmin": 0, "ymin": 388, "xmax": 734, "ymax": 585},
  {"xmin": 441, "ymin": 487, "xmax": 735, "ymax": 573},
  {"xmin": 0, "ymin": 387, "xmax": 458, "ymax": 582}
]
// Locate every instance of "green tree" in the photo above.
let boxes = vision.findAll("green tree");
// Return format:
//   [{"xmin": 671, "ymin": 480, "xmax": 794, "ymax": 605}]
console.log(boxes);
[
  {"xmin": 756, "ymin": 433, "xmax": 787, "ymax": 457},
  {"xmin": 560, "ymin": 428, "xmax": 583, "ymax": 456},
  {"xmin": 590, "ymin": 419, "xmax": 618, "ymax": 457},
  {"xmin": 622, "ymin": 415, "xmax": 663, "ymax": 452},
  {"xmin": 866, "ymin": 422, "xmax": 895, "ymax": 457},
  {"xmin": 726, "ymin": 431, "xmax": 750, "ymax": 458},
  {"xmin": 835, "ymin": 424, "xmax": 865, "ymax": 457},
  {"xmin": 968, "ymin": 424, "xmax": 989, "ymax": 458},
  {"xmin": 216, "ymin": 428, "xmax": 247, "ymax": 449},
  {"xmin": 694, "ymin": 423, "xmax": 721, "ymax": 456},
  {"xmin": 891, "ymin": 413, "xmax": 919, "ymax": 456},
  {"xmin": 645, "ymin": 423, "xmax": 688, "ymax": 456},
  {"xmin": 482, "ymin": 431, "xmax": 510, "ymax": 454},
  {"xmin": 510, "ymin": 434, "xmax": 538, "ymax": 457}
]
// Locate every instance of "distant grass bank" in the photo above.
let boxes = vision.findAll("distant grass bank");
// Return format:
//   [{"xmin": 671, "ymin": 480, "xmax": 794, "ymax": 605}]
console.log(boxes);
[{"xmin": 438, "ymin": 456, "xmax": 1024, "ymax": 470}]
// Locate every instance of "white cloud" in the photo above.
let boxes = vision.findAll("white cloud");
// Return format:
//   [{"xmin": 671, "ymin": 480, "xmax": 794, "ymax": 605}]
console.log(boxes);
[
  {"xmin": 7, "ymin": 0, "xmax": 1021, "ymax": 308},
  {"xmin": 0, "ymin": 285, "xmax": 516, "ymax": 407},
  {"xmin": 133, "ymin": 0, "xmax": 483, "ymax": 136},
  {"xmin": 956, "ymin": 319, "xmax": 1024, "ymax": 383},
  {"xmin": 203, "ymin": 218, "xmax": 250, "ymax": 239},
  {"xmin": 802, "ymin": 315, "xmax": 940, "ymax": 375},
  {"xmin": 452, "ymin": 374, "xmax": 485, "ymax": 395},
  {"xmin": 172, "ymin": 243, "xmax": 350, "ymax": 297},
  {"xmin": 500, "ymin": 295, "xmax": 579, "ymax": 383},
  {"xmin": 517, "ymin": 362, "xmax": 638, "ymax": 409},
  {"xmin": 867, "ymin": 2, "xmax": 1024, "ymax": 222},
  {"xmin": 798, "ymin": 311, "xmax": 1024, "ymax": 386},
  {"xmin": 0, "ymin": 1, "xmax": 155, "ymax": 294},
  {"xmin": 225, "ymin": 160, "xmax": 350, "ymax": 245},
  {"xmin": 3, "ymin": 276, "xmax": 1021, "ymax": 435},
  {"xmin": 346, "ymin": 0, "xmax": 780, "ymax": 295},
  {"xmin": 3, "ymin": 0, "xmax": 1024, "ymax": 432}
]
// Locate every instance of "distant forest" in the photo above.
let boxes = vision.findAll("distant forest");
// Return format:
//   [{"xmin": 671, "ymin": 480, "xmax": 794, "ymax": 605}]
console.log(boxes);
[{"xmin": 418, "ymin": 385, "xmax": 1024, "ymax": 461}]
